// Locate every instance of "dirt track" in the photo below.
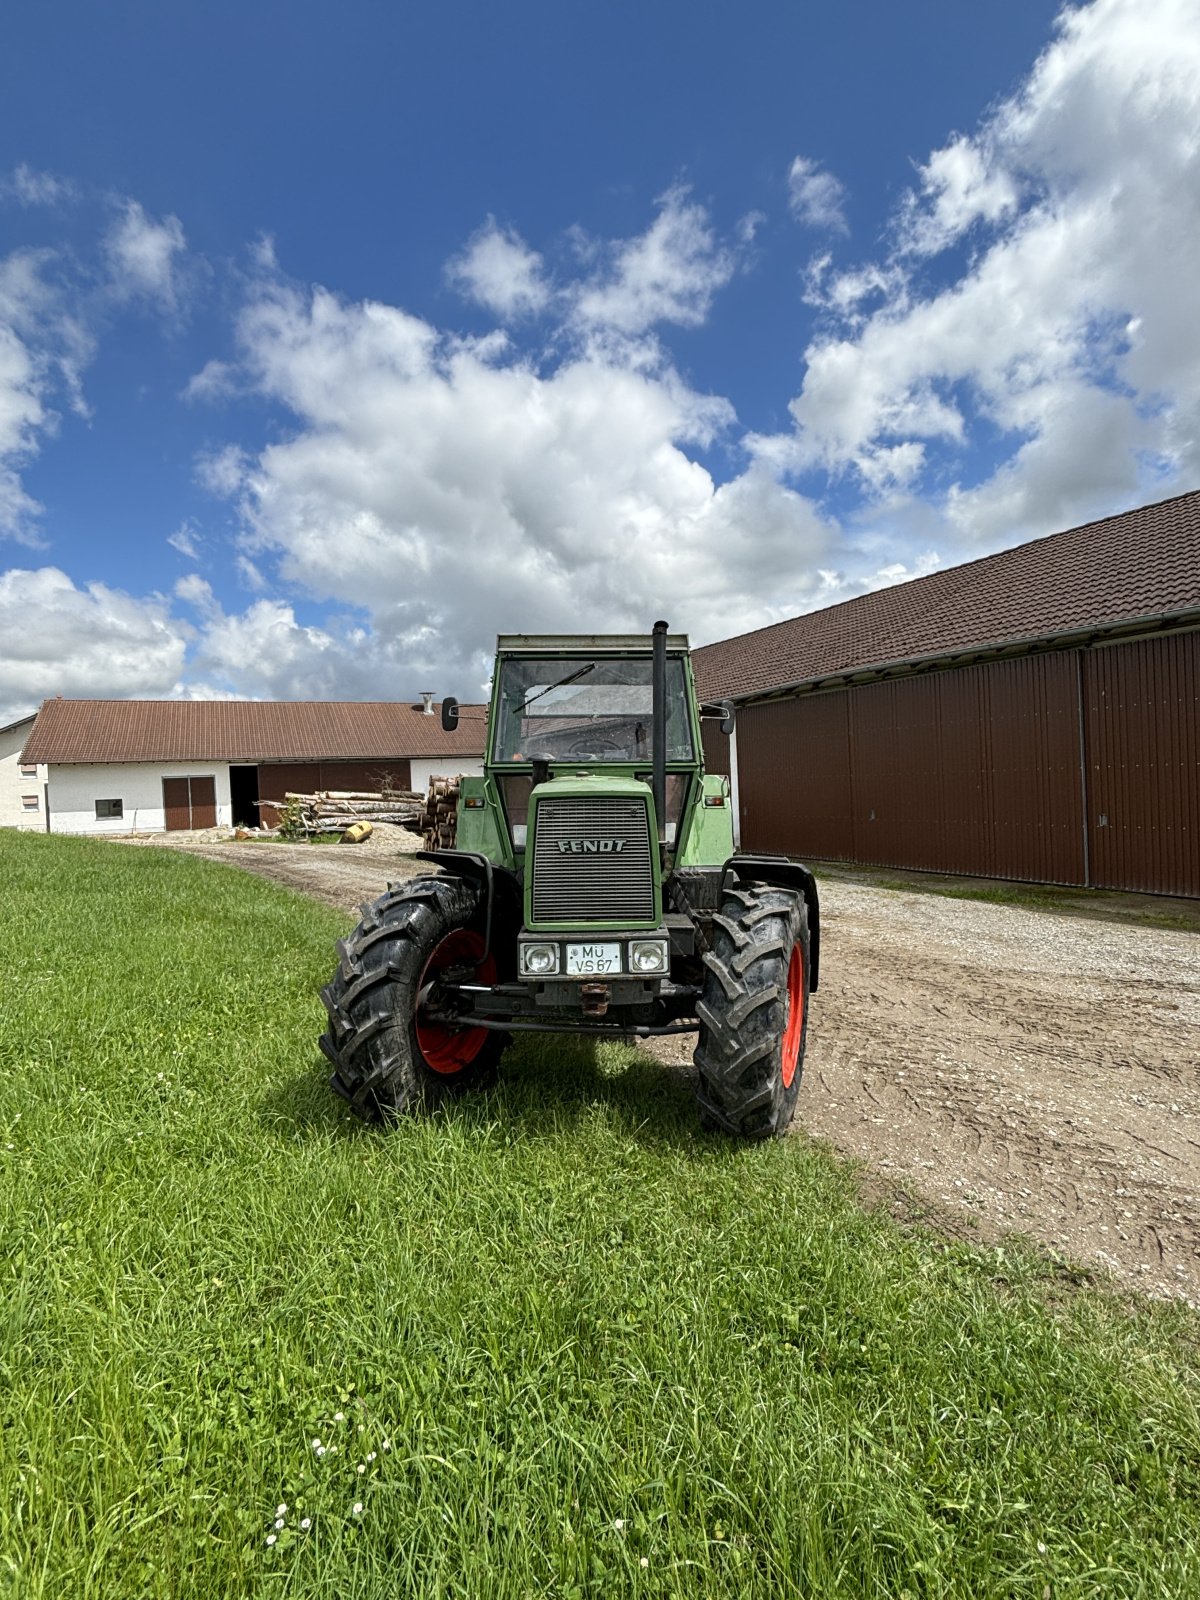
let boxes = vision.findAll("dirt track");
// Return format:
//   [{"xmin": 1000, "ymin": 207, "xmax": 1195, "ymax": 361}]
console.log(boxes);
[{"xmin": 131, "ymin": 828, "xmax": 1200, "ymax": 1306}]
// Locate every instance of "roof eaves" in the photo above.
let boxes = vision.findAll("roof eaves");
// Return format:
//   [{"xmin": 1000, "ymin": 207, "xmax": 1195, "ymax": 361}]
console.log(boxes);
[{"xmin": 727, "ymin": 604, "xmax": 1200, "ymax": 705}]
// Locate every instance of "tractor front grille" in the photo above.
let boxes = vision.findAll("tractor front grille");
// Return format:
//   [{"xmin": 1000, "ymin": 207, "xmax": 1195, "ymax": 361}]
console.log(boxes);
[{"xmin": 530, "ymin": 795, "xmax": 656, "ymax": 925}]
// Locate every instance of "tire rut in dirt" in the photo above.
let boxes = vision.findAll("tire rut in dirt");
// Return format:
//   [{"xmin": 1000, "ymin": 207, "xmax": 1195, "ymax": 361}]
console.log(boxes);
[
  {"xmin": 319, "ymin": 874, "xmax": 504, "ymax": 1121},
  {"xmin": 693, "ymin": 883, "xmax": 810, "ymax": 1139}
]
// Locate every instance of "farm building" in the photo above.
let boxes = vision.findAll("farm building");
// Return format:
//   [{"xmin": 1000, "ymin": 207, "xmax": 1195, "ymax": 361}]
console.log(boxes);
[
  {"xmin": 694, "ymin": 489, "xmax": 1200, "ymax": 899},
  {"xmin": 19, "ymin": 698, "xmax": 485, "ymax": 835},
  {"xmin": 0, "ymin": 714, "xmax": 47, "ymax": 831}
]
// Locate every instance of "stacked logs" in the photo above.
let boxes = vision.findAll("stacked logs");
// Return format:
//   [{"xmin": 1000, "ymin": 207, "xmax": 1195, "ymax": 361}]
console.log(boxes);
[
  {"xmin": 257, "ymin": 789, "xmax": 424, "ymax": 834},
  {"xmin": 420, "ymin": 776, "xmax": 462, "ymax": 849}
]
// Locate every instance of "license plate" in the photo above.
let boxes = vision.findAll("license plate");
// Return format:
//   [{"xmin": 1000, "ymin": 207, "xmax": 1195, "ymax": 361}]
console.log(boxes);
[{"xmin": 565, "ymin": 942, "xmax": 621, "ymax": 975}]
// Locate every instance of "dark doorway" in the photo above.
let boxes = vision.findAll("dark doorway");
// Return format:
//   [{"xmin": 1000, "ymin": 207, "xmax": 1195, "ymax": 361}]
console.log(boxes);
[{"xmin": 230, "ymin": 765, "xmax": 260, "ymax": 828}]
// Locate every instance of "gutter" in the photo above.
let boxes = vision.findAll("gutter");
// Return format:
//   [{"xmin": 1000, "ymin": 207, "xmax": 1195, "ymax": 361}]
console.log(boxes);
[{"xmin": 712, "ymin": 605, "xmax": 1200, "ymax": 707}]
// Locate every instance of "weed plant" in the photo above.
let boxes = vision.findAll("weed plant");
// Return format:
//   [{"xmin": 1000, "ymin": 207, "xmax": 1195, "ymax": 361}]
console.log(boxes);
[{"xmin": 1, "ymin": 833, "xmax": 1197, "ymax": 1598}]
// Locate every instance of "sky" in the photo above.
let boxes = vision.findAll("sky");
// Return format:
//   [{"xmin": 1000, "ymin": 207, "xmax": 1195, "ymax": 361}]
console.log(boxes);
[{"xmin": 2, "ymin": 0, "xmax": 1199, "ymax": 723}]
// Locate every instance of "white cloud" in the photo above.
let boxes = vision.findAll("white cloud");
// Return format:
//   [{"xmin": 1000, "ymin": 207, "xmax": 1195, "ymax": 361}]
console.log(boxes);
[
  {"xmin": 784, "ymin": 0, "xmax": 1200, "ymax": 543},
  {"xmin": 446, "ymin": 219, "xmax": 550, "ymax": 320},
  {"xmin": 0, "ymin": 566, "xmax": 187, "ymax": 722},
  {"xmin": 104, "ymin": 200, "xmax": 189, "ymax": 312},
  {"xmin": 0, "ymin": 248, "xmax": 95, "ymax": 545},
  {"xmin": 182, "ymin": 268, "xmax": 834, "ymax": 697},
  {"xmin": 4, "ymin": 165, "xmax": 77, "ymax": 207},
  {"xmin": 167, "ymin": 520, "xmax": 200, "ymax": 559},
  {"xmin": 570, "ymin": 186, "xmax": 741, "ymax": 336},
  {"xmin": 787, "ymin": 157, "xmax": 848, "ymax": 233}
]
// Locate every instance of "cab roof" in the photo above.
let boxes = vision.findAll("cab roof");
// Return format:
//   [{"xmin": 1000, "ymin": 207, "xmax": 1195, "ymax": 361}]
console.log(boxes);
[{"xmin": 496, "ymin": 632, "xmax": 691, "ymax": 654}]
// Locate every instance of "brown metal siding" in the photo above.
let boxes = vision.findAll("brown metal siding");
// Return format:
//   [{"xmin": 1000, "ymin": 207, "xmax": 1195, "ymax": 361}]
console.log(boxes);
[
  {"xmin": 1084, "ymin": 631, "xmax": 1200, "ymax": 897},
  {"xmin": 738, "ymin": 651, "xmax": 1087, "ymax": 886},
  {"xmin": 738, "ymin": 694, "xmax": 855, "ymax": 860},
  {"xmin": 257, "ymin": 759, "xmax": 413, "ymax": 826},
  {"xmin": 700, "ymin": 721, "xmax": 731, "ymax": 777}
]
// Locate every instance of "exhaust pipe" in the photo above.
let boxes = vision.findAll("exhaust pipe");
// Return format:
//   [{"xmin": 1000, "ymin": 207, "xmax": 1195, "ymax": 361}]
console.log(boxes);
[{"xmin": 652, "ymin": 619, "xmax": 668, "ymax": 845}]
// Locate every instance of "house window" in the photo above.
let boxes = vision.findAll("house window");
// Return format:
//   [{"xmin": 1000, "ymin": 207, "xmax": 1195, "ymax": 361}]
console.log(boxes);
[
  {"xmin": 19, "ymin": 764, "xmax": 37, "ymax": 777},
  {"xmin": 21, "ymin": 794, "xmax": 38, "ymax": 811},
  {"xmin": 95, "ymin": 798, "xmax": 124, "ymax": 820}
]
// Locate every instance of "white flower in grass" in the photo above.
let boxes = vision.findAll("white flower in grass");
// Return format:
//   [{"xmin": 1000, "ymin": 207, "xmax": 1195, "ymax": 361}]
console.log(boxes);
[
  {"xmin": 265, "ymin": 1534, "xmax": 276, "ymax": 1546},
  {"xmin": 274, "ymin": 1518, "xmax": 284, "ymax": 1530},
  {"xmin": 613, "ymin": 1518, "xmax": 626, "ymax": 1532},
  {"xmin": 300, "ymin": 1517, "xmax": 312, "ymax": 1530},
  {"xmin": 312, "ymin": 1439, "xmax": 322, "ymax": 1451},
  {"xmin": 276, "ymin": 1504, "xmax": 287, "ymax": 1516},
  {"xmin": 640, "ymin": 1557, "xmax": 649, "ymax": 1569},
  {"xmin": 357, "ymin": 1464, "xmax": 366, "ymax": 1474},
  {"xmin": 334, "ymin": 1411, "xmax": 345, "ymax": 1422},
  {"xmin": 352, "ymin": 1502, "xmax": 364, "ymax": 1516},
  {"xmin": 366, "ymin": 1451, "xmax": 376, "ymax": 1462},
  {"xmin": 382, "ymin": 1439, "xmax": 391, "ymax": 1451}
]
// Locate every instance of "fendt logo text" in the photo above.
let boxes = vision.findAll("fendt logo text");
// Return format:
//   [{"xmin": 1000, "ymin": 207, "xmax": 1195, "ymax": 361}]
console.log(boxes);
[{"xmin": 556, "ymin": 838, "xmax": 627, "ymax": 854}]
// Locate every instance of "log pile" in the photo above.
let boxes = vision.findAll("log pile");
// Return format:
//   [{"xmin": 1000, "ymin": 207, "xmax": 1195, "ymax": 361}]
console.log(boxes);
[
  {"xmin": 419, "ymin": 776, "xmax": 462, "ymax": 849},
  {"xmin": 256, "ymin": 788, "xmax": 425, "ymax": 835}
]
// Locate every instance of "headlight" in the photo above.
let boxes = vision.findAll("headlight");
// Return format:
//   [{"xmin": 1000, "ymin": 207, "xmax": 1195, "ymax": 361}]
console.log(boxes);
[
  {"xmin": 520, "ymin": 943, "xmax": 559, "ymax": 975},
  {"xmin": 629, "ymin": 940, "xmax": 669, "ymax": 975}
]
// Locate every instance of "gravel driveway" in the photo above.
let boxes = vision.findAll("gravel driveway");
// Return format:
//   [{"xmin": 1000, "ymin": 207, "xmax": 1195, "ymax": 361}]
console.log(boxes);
[{"xmin": 129, "ymin": 827, "xmax": 1200, "ymax": 1306}]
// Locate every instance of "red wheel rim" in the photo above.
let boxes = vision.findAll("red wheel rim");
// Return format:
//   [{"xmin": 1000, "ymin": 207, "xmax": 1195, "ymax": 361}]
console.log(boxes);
[
  {"xmin": 781, "ymin": 943, "xmax": 805, "ymax": 1089},
  {"xmin": 416, "ymin": 929, "xmax": 497, "ymax": 1075}
]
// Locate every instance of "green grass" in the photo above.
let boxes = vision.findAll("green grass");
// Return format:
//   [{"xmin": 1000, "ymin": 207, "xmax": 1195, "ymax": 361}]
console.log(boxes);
[{"xmin": 1, "ymin": 832, "xmax": 1198, "ymax": 1599}]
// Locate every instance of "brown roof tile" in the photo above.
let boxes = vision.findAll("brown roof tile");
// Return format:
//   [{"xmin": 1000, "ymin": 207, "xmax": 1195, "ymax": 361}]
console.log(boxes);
[
  {"xmin": 21, "ymin": 700, "xmax": 488, "ymax": 766},
  {"xmin": 693, "ymin": 489, "xmax": 1200, "ymax": 701}
]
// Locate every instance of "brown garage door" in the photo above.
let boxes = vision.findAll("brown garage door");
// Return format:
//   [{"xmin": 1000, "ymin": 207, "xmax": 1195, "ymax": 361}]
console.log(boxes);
[{"xmin": 162, "ymin": 775, "xmax": 217, "ymax": 831}]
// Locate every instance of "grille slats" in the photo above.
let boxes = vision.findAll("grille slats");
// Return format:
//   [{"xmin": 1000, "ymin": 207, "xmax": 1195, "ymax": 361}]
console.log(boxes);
[{"xmin": 531, "ymin": 796, "xmax": 656, "ymax": 924}]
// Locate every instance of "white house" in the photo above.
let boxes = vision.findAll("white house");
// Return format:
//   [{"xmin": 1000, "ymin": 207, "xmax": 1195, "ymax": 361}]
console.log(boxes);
[
  {"xmin": 20, "ymin": 698, "xmax": 486, "ymax": 835},
  {"xmin": 0, "ymin": 714, "xmax": 47, "ymax": 831}
]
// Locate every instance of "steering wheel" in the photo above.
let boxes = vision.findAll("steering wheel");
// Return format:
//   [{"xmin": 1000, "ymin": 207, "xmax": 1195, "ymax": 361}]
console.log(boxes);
[{"xmin": 565, "ymin": 732, "xmax": 626, "ymax": 757}]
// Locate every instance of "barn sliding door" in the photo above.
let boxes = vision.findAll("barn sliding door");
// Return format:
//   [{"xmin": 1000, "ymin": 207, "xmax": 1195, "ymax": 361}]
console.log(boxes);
[{"xmin": 162, "ymin": 775, "xmax": 217, "ymax": 831}]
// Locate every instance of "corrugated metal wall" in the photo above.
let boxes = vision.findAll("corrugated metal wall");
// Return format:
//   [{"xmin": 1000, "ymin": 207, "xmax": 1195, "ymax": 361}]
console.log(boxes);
[
  {"xmin": 733, "ymin": 629, "xmax": 1199, "ymax": 896},
  {"xmin": 1084, "ymin": 631, "xmax": 1199, "ymax": 896}
]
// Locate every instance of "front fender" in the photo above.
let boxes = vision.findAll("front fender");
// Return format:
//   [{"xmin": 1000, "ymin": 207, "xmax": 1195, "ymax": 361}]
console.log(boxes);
[{"xmin": 720, "ymin": 854, "xmax": 820, "ymax": 991}]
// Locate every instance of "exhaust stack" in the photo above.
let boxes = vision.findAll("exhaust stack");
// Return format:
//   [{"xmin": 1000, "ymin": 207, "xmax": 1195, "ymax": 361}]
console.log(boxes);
[{"xmin": 652, "ymin": 619, "xmax": 668, "ymax": 845}]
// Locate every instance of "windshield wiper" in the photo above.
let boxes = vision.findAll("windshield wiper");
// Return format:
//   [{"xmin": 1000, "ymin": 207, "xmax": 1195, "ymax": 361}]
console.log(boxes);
[{"xmin": 514, "ymin": 663, "xmax": 596, "ymax": 716}]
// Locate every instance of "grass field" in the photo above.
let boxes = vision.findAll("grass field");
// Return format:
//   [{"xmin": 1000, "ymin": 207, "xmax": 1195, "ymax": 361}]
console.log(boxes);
[{"xmin": 1, "ymin": 831, "xmax": 1198, "ymax": 1599}]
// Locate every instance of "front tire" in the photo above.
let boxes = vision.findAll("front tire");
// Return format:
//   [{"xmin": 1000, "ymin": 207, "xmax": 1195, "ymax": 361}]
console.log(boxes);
[
  {"xmin": 319, "ymin": 875, "xmax": 506, "ymax": 1121},
  {"xmin": 693, "ymin": 883, "xmax": 810, "ymax": 1139}
]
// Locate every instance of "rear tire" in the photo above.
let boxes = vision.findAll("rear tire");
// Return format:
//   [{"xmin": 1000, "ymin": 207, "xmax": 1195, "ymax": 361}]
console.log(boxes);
[
  {"xmin": 319, "ymin": 875, "xmax": 506, "ymax": 1121},
  {"xmin": 693, "ymin": 883, "xmax": 810, "ymax": 1139}
]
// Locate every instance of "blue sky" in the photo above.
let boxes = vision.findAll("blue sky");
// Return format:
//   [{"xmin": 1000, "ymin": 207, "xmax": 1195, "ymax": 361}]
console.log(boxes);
[{"xmin": 2, "ymin": 0, "xmax": 1198, "ymax": 719}]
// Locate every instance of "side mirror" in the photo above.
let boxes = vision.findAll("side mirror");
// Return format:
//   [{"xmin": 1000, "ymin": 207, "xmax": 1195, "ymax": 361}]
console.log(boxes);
[
  {"xmin": 441, "ymin": 696, "xmax": 459, "ymax": 733},
  {"xmin": 719, "ymin": 700, "xmax": 736, "ymax": 737}
]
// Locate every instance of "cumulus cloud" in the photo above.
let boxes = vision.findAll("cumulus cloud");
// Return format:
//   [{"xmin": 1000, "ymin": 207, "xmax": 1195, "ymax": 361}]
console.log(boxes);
[
  {"xmin": 0, "ymin": 567, "xmax": 187, "ymax": 722},
  {"xmin": 779, "ymin": 0, "xmax": 1200, "ymax": 543},
  {"xmin": 185, "ymin": 264, "xmax": 834, "ymax": 697},
  {"xmin": 570, "ymin": 186, "xmax": 742, "ymax": 336},
  {"xmin": 0, "ymin": 249, "xmax": 95, "ymax": 545},
  {"xmin": 787, "ymin": 157, "xmax": 848, "ymax": 233},
  {"xmin": 104, "ymin": 200, "xmax": 189, "ymax": 312},
  {"xmin": 446, "ymin": 219, "xmax": 550, "ymax": 320}
]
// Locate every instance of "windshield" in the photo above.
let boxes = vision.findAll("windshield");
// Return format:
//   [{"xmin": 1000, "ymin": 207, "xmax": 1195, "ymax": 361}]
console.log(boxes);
[{"xmin": 493, "ymin": 656, "xmax": 694, "ymax": 764}]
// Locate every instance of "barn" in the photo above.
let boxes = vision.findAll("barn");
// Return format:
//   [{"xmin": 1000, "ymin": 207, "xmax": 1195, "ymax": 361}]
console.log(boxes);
[
  {"xmin": 19, "ymin": 699, "xmax": 485, "ymax": 835},
  {"xmin": 694, "ymin": 490, "xmax": 1200, "ymax": 899}
]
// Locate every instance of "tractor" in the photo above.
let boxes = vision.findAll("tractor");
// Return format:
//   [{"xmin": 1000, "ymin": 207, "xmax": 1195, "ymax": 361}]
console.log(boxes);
[{"xmin": 318, "ymin": 623, "xmax": 819, "ymax": 1138}]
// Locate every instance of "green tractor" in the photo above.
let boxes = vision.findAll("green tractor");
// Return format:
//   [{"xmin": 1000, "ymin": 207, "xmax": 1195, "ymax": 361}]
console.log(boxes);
[{"xmin": 319, "ymin": 623, "xmax": 820, "ymax": 1138}]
